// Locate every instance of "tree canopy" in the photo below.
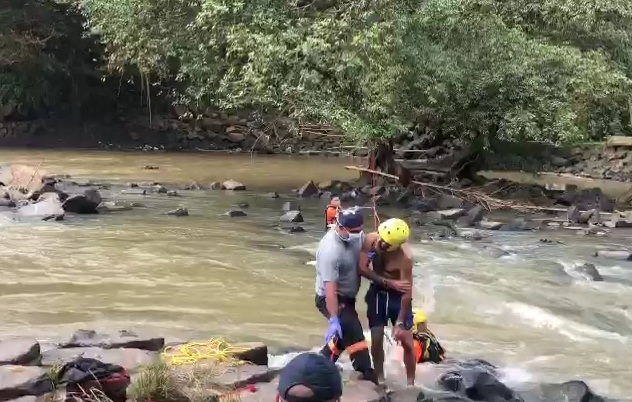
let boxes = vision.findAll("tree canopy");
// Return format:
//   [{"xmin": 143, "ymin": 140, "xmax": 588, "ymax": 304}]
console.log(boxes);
[{"xmin": 4, "ymin": 0, "xmax": 632, "ymax": 144}]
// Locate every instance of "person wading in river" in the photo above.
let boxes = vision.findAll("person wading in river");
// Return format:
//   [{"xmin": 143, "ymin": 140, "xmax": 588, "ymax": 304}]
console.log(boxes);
[
  {"xmin": 411, "ymin": 309, "xmax": 446, "ymax": 364},
  {"xmin": 314, "ymin": 207, "xmax": 376, "ymax": 383},
  {"xmin": 359, "ymin": 218, "xmax": 415, "ymax": 385}
]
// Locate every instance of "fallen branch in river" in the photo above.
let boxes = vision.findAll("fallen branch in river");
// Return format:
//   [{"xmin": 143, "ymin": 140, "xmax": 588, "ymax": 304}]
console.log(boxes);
[{"xmin": 345, "ymin": 165, "xmax": 568, "ymax": 213}]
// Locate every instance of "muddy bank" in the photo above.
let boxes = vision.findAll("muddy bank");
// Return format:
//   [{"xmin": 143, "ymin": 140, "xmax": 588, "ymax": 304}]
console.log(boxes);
[{"xmin": 0, "ymin": 329, "xmax": 619, "ymax": 402}]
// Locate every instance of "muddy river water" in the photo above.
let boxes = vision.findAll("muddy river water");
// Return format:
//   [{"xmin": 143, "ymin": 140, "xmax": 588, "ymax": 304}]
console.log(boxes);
[{"xmin": 0, "ymin": 150, "xmax": 630, "ymax": 398}]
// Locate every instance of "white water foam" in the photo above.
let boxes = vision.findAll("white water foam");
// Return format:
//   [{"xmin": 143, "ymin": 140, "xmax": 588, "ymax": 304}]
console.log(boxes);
[{"xmin": 504, "ymin": 302, "xmax": 628, "ymax": 344}]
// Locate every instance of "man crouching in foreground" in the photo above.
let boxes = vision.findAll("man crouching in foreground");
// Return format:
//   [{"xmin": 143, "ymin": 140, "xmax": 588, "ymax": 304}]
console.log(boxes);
[{"xmin": 359, "ymin": 218, "xmax": 415, "ymax": 386}]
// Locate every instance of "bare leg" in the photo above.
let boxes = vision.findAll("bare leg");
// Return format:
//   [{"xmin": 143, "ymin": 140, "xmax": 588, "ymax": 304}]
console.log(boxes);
[
  {"xmin": 370, "ymin": 326, "xmax": 386, "ymax": 383},
  {"xmin": 399, "ymin": 329, "xmax": 416, "ymax": 386}
]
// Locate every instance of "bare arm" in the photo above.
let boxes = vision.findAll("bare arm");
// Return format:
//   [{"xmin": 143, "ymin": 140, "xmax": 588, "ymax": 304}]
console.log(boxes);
[
  {"xmin": 397, "ymin": 245, "xmax": 414, "ymax": 324},
  {"xmin": 358, "ymin": 251, "xmax": 388, "ymax": 286},
  {"xmin": 324, "ymin": 281, "xmax": 339, "ymax": 318}
]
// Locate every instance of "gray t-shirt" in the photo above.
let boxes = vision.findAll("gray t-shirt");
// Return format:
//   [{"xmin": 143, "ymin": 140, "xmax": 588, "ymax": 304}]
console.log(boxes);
[{"xmin": 315, "ymin": 229, "xmax": 363, "ymax": 298}]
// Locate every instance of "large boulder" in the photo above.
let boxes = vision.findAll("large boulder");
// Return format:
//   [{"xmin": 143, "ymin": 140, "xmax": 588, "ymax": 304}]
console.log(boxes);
[
  {"xmin": 0, "ymin": 165, "xmax": 49, "ymax": 193},
  {"xmin": 0, "ymin": 338, "xmax": 40, "ymax": 366},
  {"xmin": 15, "ymin": 193, "xmax": 64, "ymax": 220},
  {"xmin": 62, "ymin": 189, "xmax": 102, "ymax": 214},
  {"xmin": 0, "ymin": 366, "xmax": 53, "ymax": 402},
  {"xmin": 222, "ymin": 180, "xmax": 246, "ymax": 191},
  {"xmin": 539, "ymin": 380, "xmax": 606, "ymax": 402},
  {"xmin": 298, "ymin": 181, "xmax": 319, "ymax": 198},
  {"xmin": 280, "ymin": 211, "xmax": 304, "ymax": 223},
  {"xmin": 41, "ymin": 347, "xmax": 157, "ymax": 372},
  {"xmin": 60, "ymin": 329, "xmax": 165, "ymax": 351},
  {"xmin": 571, "ymin": 263, "xmax": 603, "ymax": 282}
]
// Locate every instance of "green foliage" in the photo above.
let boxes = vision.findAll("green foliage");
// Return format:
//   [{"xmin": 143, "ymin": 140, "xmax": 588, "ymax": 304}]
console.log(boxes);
[
  {"xmin": 66, "ymin": 0, "xmax": 632, "ymax": 142},
  {"xmin": 0, "ymin": 0, "xmax": 104, "ymax": 118}
]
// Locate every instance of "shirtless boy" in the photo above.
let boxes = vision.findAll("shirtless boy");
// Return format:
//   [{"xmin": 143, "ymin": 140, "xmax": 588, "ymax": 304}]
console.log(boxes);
[{"xmin": 359, "ymin": 218, "xmax": 415, "ymax": 385}]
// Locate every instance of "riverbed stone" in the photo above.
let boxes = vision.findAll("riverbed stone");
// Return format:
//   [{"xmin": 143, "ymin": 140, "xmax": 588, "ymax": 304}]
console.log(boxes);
[
  {"xmin": 222, "ymin": 180, "xmax": 246, "ymax": 191},
  {"xmin": 223, "ymin": 209, "xmax": 247, "ymax": 217},
  {"xmin": 41, "ymin": 347, "xmax": 157, "ymax": 372},
  {"xmin": 594, "ymin": 250, "xmax": 632, "ymax": 261},
  {"xmin": 280, "ymin": 210, "xmax": 304, "ymax": 223},
  {"xmin": 232, "ymin": 343, "xmax": 268, "ymax": 366},
  {"xmin": 62, "ymin": 189, "xmax": 102, "ymax": 214},
  {"xmin": 436, "ymin": 194, "xmax": 463, "ymax": 210},
  {"xmin": 212, "ymin": 366, "xmax": 279, "ymax": 390},
  {"xmin": 476, "ymin": 220, "xmax": 504, "ymax": 230},
  {"xmin": 341, "ymin": 380, "xmax": 381, "ymax": 402},
  {"xmin": 166, "ymin": 208, "xmax": 189, "ymax": 217},
  {"xmin": 98, "ymin": 201, "xmax": 134, "ymax": 212},
  {"xmin": 15, "ymin": 193, "xmax": 64, "ymax": 220},
  {"xmin": 0, "ymin": 366, "xmax": 53, "ymax": 402},
  {"xmin": 297, "ymin": 181, "xmax": 319, "ymax": 197},
  {"xmin": 571, "ymin": 263, "xmax": 603, "ymax": 282},
  {"xmin": 437, "ymin": 208, "xmax": 466, "ymax": 219},
  {"xmin": 0, "ymin": 339, "xmax": 40, "ymax": 366},
  {"xmin": 60, "ymin": 329, "xmax": 165, "ymax": 351},
  {"xmin": 458, "ymin": 205, "xmax": 485, "ymax": 227},
  {"xmin": 603, "ymin": 214, "xmax": 632, "ymax": 228}
]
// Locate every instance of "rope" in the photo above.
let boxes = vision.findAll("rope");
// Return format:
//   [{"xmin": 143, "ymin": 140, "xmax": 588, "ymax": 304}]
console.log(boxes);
[
  {"xmin": 161, "ymin": 338, "xmax": 250, "ymax": 366},
  {"xmin": 369, "ymin": 144, "xmax": 381, "ymax": 230}
]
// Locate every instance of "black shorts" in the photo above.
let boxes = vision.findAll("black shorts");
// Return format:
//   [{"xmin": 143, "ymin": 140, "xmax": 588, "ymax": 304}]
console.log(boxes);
[{"xmin": 365, "ymin": 283, "xmax": 413, "ymax": 329}]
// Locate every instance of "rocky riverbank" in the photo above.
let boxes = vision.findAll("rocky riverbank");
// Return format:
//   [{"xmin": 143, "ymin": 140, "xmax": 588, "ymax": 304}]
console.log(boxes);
[
  {"xmin": 5, "ymin": 108, "xmax": 632, "ymax": 186},
  {"xmin": 4, "ymin": 159, "xmax": 632, "ymax": 240},
  {"xmin": 0, "ymin": 329, "xmax": 619, "ymax": 402}
]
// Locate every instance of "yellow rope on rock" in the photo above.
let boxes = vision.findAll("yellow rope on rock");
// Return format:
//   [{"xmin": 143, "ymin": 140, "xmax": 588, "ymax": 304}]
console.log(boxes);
[{"xmin": 162, "ymin": 338, "xmax": 250, "ymax": 366}]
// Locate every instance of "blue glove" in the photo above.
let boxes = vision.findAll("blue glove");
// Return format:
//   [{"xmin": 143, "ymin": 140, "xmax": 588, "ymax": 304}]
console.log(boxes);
[
  {"xmin": 367, "ymin": 251, "xmax": 377, "ymax": 262},
  {"xmin": 325, "ymin": 317, "xmax": 342, "ymax": 343}
]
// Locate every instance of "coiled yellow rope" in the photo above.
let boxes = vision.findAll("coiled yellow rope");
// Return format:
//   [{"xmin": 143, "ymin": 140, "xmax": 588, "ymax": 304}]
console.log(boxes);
[{"xmin": 161, "ymin": 338, "xmax": 250, "ymax": 366}]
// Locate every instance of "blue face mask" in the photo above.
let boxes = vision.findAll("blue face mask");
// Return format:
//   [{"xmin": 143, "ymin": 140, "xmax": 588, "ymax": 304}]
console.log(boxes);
[{"xmin": 336, "ymin": 225, "xmax": 363, "ymax": 244}]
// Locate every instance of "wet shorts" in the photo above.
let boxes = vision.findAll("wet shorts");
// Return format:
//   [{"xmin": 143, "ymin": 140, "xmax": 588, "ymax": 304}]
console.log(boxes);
[{"xmin": 365, "ymin": 283, "xmax": 413, "ymax": 329}]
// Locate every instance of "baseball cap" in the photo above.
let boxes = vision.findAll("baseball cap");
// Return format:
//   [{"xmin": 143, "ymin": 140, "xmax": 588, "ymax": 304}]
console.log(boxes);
[
  {"xmin": 277, "ymin": 353, "xmax": 343, "ymax": 402},
  {"xmin": 336, "ymin": 207, "xmax": 364, "ymax": 229}
]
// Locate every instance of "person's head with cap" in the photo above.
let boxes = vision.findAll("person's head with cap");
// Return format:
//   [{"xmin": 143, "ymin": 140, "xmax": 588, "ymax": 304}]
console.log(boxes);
[
  {"xmin": 277, "ymin": 353, "xmax": 343, "ymax": 402},
  {"xmin": 335, "ymin": 207, "xmax": 363, "ymax": 243}
]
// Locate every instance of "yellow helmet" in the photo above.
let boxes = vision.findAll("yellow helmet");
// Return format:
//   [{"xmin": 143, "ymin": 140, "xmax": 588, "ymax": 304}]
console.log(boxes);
[
  {"xmin": 377, "ymin": 218, "xmax": 410, "ymax": 248},
  {"xmin": 413, "ymin": 309, "xmax": 427, "ymax": 326}
]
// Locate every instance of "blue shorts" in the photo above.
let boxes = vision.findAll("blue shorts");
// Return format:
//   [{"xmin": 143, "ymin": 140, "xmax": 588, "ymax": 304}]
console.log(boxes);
[{"xmin": 365, "ymin": 283, "xmax": 413, "ymax": 329}]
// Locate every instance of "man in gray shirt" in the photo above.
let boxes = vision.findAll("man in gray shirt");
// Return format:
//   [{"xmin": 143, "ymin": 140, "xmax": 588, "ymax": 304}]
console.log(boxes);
[{"xmin": 314, "ymin": 207, "xmax": 376, "ymax": 383}]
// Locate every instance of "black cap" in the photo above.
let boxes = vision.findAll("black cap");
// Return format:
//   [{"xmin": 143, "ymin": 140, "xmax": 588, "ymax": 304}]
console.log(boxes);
[{"xmin": 277, "ymin": 353, "xmax": 343, "ymax": 402}]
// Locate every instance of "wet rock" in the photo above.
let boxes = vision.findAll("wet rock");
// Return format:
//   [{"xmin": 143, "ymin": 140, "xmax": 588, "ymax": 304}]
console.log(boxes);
[
  {"xmin": 0, "ymin": 338, "xmax": 40, "ymax": 365},
  {"xmin": 62, "ymin": 189, "xmax": 102, "ymax": 214},
  {"xmin": 60, "ymin": 330, "xmax": 165, "ymax": 351},
  {"xmin": 154, "ymin": 185, "xmax": 168, "ymax": 194},
  {"xmin": 473, "ymin": 244, "xmax": 510, "ymax": 258},
  {"xmin": 265, "ymin": 192, "xmax": 280, "ymax": 199},
  {"xmin": 237, "ymin": 202, "xmax": 249, "ymax": 208},
  {"xmin": 409, "ymin": 198, "xmax": 438, "ymax": 213},
  {"xmin": 0, "ymin": 366, "xmax": 52, "ymax": 402},
  {"xmin": 121, "ymin": 189, "xmax": 147, "ymax": 195},
  {"xmin": 212, "ymin": 366, "xmax": 278, "ymax": 390},
  {"xmin": 143, "ymin": 165, "xmax": 159, "ymax": 170},
  {"xmin": 282, "ymin": 201, "xmax": 300, "ymax": 212},
  {"xmin": 458, "ymin": 205, "xmax": 485, "ymax": 227},
  {"xmin": 571, "ymin": 263, "xmax": 603, "ymax": 282},
  {"xmin": 437, "ymin": 208, "xmax": 466, "ymax": 219},
  {"xmin": 415, "ymin": 211, "xmax": 442, "ymax": 226},
  {"xmin": 341, "ymin": 380, "xmax": 381, "ymax": 402},
  {"xmin": 280, "ymin": 225, "xmax": 305, "ymax": 233},
  {"xmin": 16, "ymin": 193, "xmax": 64, "ymax": 220},
  {"xmin": 209, "ymin": 181, "xmax": 222, "ymax": 190},
  {"xmin": 41, "ymin": 347, "xmax": 157, "ymax": 372},
  {"xmin": 436, "ymin": 194, "xmax": 463, "ymax": 210},
  {"xmin": 298, "ymin": 181, "xmax": 319, "ymax": 197},
  {"xmin": 166, "ymin": 208, "xmax": 189, "ymax": 217},
  {"xmin": 567, "ymin": 206, "xmax": 580, "ymax": 224},
  {"xmin": 280, "ymin": 210, "xmax": 304, "ymax": 223},
  {"xmin": 603, "ymin": 214, "xmax": 632, "ymax": 228},
  {"xmin": 540, "ymin": 380, "xmax": 604, "ymax": 402},
  {"xmin": 127, "ymin": 182, "xmax": 139, "ymax": 188},
  {"xmin": 0, "ymin": 199, "xmax": 15, "ymax": 208},
  {"xmin": 500, "ymin": 218, "xmax": 537, "ymax": 231},
  {"xmin": 97, "ymin": 201, "xmax": 134, "ymax": 212},
  {"xmin": 222, "ymin": 180, "xmax": 246, "ymax": 191},
  {"xmin": 223, "ymin": 209, "xmax": 247, "ymax": 217},
  {"xmin": 232, "ymin": 342, "xmax": 268, "ymax": 366},
  {"xmin": 166, "ymin": 190, "xmax": 179, "ymax": 197},
  {"xmin": 182, "ymin": 181, "xmax": 206, "ymax": 190},
  {"xmin": 594, "ymin": 250, "xmax": 632, "ymax": 261}
]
